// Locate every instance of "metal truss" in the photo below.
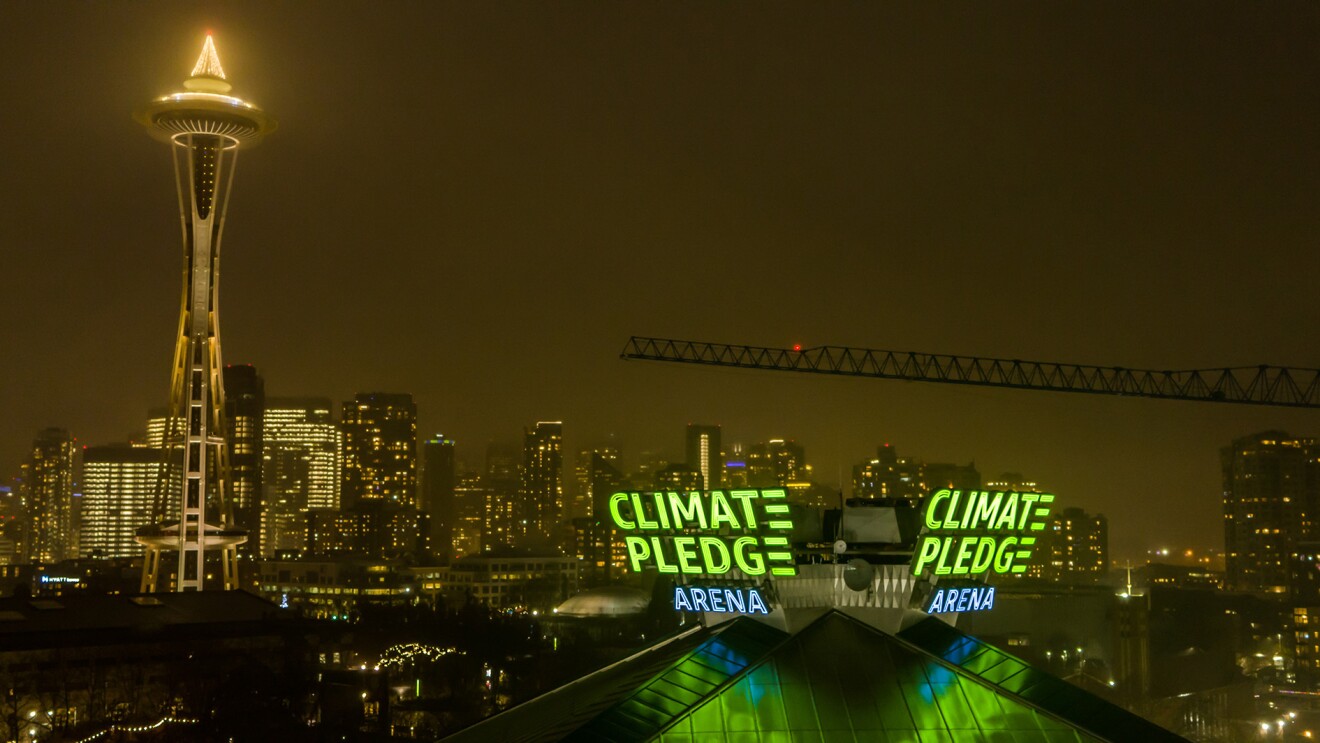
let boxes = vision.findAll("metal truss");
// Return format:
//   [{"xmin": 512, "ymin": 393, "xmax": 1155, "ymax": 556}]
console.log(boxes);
[{"xmin": 620, "ymin": 336, "xmax": 1320, "ymax": 409}]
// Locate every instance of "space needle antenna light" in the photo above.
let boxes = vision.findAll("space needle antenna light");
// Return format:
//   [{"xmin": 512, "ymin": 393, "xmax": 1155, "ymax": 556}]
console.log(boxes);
[{"xmin": 134, "ymin": 34, "xmax": 275, "ymax": 592}]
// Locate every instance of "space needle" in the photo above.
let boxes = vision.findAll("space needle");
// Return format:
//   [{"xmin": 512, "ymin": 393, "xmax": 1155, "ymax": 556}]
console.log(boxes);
[{"xmin": 135, "ymin": 35, "xmax": 275, "ymax": 591}]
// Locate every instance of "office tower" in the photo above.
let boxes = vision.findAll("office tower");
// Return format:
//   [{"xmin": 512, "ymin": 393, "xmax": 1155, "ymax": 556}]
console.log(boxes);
[
  {"xmin": 746, "ymin": 439, "xmax": 809, "ymax": 487},
  {"xmin": 262, "ymin": 398, "xmax": 341, "ymax": 556},
  {"xmin": 519, "ymin": 422, "xmax": 563, "ymax": 544},
  {"xmin": 223, "ymin": 365, "xmax": 264, "ymax": 559},
  {"xmin": 305, "ymin": 503, "xmax": 429, "ymax": 559},
  {"xmin": 985, "ymin": 472, "xmax": 1043, "ymax": 491},
  {"xmin": 571, "ymin": 444, "xmax": 620, "ymax": 519},
  {"xmin": 143, "ymin": 407, "xmax": 169, "ymax": 449},
  {"xmin": 0, "ymin": 484, "xmax": 24, "ymax": 565},
  {"xmin": 685, "ymin": 424, "xmax": 722, "ymax": 490},
  {"xmin": 80, "ymin": 445, "xmax": 165, "ymax": 559},
  {"xmin": 1223, "ymin": 431, "xmax": 1320, "ymax": 593},
  {"xmin": 27, "ymin": 428, "xmax": 76, "ymax": 563},
  {"xmin": 1025, "ymin": 507, "xmax": 1109, "ymax": 584},
  {"xmin": 341, "ymin": 393, "xmax": 418, "ymax": 507},
  {"xmin": 422, "ymin": 435, "xmax": 457, "ymax": 560},
  {"xmin": 655, "ymin": 463, "xmax": 703, "ymax": 491},
  {"xmin": 1291, "ymin": 542, "xmax": 1320, "ymax": 682},
  {"xmin": 483, "ymin": 442, "xmax": 520, "ymax": 549},
  {"xmin": 852, "ymin": 444, "xmax": 923, "ymax": 503},
  {"xmin": 453, "ymin": 469, "xmax": 486, "ymax": 556},
  {"xmin": 923, "ymin": 461, "xmax": 982, "ymax": 493},
  {"xmin": 576, "ymin": 452, "xmax": 628, "ymax": 587},
  {"xmin": 135, "ymin": 35, "xmax": 274, "ymax": 592}
]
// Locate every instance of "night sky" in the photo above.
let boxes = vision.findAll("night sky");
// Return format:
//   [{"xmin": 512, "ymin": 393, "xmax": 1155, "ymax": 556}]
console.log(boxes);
[{"xmin": 2, "ymin": 3, "xmax": 1317, "ymax": 560}]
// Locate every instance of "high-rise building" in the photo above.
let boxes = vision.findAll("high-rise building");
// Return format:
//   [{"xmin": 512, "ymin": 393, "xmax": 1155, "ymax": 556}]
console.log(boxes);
[
  {"xmin": 144, "ymin": 407, "xmax": 169, "ymax": 449},
  {"xmin": 305, "ymin": 502, "xmax": 429, "ymax": 560},
  {"xmin": 262, "ymin": 398, "xmax": 341, "ymax": 556},
  {"xmin": 746, "ymin": 439, "xmax": 809, "ymax": 488},
  {"xmin": 1222, "ymin": 431, "xmax": 1320, "ymax": 593},
  {"xmin": 135, "ymin": 34, "xmax": 273, "ymax": 592},
  {"xmin": 685, "ymin": 424, "xmax": 722, "ymax": 491},
  {"xmin": 483, "ymin": 442, "xmax": 520, "ymax": 549},
  {"xmin": 26, "ymin": 428, "xmax": 76, "ymax": 563},
  {"xmin": 422, "ymin": 435, "xmax": 456, "ymax": 561},
  {"xmin": 341, "ymin": 393, "xmax": 418, "ymax": 508},
  {"xmin": 453, "ymin": 469, "xmax": 485, "ymax": 557},
  {"xmin": 852, "ymin": 444, "xmax": 923, "ymax": 504},
  {"xmin": 80, "ymin": 445, "xmax": 165, "ymax": 559},
  {"xmin": 655, "ymin": 463, "xmax": 703, "ymax": 491},
  {"xmin": 0, "ymin": 484, "xmax": 25, "ymax": 565},
  {"xmin": 1291, "ymin": 542, "xmax": 1320, "ymax": 682},
  {"xmin": 519, "ymin": 422, "xmax": 563, "ymax": 545},
  {"xmin": 223, "ymin": 365, "xmax": 264, "ymax": 559},
  {"xmin": 570, "ymin": 444, "xmax": 620, "ymax": 519},
  {"xmin": 1026, "ymin": 507, "xmax": 1109, "ymax": 584},
  {"xmin": 922, "ymin": 461, "xmax": 982, "ymax": 493}
]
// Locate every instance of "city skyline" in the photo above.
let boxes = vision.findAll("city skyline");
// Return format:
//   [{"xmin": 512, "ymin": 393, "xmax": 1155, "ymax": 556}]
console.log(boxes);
[{"xmin": 3, "ymin": 4, "xmax": 1319, "ymax": 563}]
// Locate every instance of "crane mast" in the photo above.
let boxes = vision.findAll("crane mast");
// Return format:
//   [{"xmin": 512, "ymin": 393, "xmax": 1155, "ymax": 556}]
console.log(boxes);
[{"xmin": 620, "ymin": 336, "xmax": 1320, "ymax": 409}]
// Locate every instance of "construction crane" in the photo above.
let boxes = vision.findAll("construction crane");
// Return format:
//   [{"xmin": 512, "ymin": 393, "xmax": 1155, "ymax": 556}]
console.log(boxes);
[{"xmin": 620, "ymin": 336, "xmax": 1320, "ymax": 409}]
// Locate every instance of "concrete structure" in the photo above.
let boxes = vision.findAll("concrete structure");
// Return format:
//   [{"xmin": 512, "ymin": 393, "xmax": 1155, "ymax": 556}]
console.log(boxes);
[{"xmin": 134, "ymin": 35, "xmax": 274, "ymax": 591}]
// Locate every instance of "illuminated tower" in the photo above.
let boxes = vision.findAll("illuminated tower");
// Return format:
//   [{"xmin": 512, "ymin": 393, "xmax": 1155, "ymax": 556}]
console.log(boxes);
[
  {"xmin": 519, "ymin": 421, "xmax": 563, "ymax": 543},
  {"xmin": 685, "ymin": 424, "xmax": 722, "ymax": 491},
  {"xmin": 135, "ymin": 35, "xmax": 275, "ymax": 591}
]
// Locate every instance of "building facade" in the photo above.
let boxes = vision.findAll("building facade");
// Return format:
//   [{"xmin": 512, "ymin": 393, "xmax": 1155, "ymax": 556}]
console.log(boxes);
[
  {"xmin": 262, "ymin": 397, "xmax": 342, "ymax": 556},
  {"xmin": 746, "ymin": 439, "xmax": 809, "ymax": 488},
  {"xmin": 685, "ymin": 424, "xmax": 722, "ymax": 491},
  {"xmin": 223, "ymin": 364, "xmax": 264, "ymax": 558},
  {"xmin": 422, "ymin": 435, "xmax": 456, "ymax": 561},
  {"xmin": 27, "ymin": 428, "xmax": 76, "ymax": 563},
  {"xmin": 79, "ymin": 445, "xmax": 165, "ymax": 559},
  {"xmin": 1222, "ymin": 431, "xmax": 1320, "ymax": 593},
  {"xmin": 1025, "ymin": 507, "xmax": 1110, "ymax": 584},
  {"xmin": 341, "ymin": 393, "xmax": 417, "ymax": 508},
  {"xmin": 519, "ymin": 422, "xmax": 563, "ymax": 545}
]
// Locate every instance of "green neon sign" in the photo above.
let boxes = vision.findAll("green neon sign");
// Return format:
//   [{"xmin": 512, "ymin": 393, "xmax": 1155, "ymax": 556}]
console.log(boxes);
[
  {"xmin": 910, "ymin": 489, "xmax": 1054, "ymax": 577},
  {"xmin": 607, "ymin": 489, "xmax": 797, "ymax": 577}
]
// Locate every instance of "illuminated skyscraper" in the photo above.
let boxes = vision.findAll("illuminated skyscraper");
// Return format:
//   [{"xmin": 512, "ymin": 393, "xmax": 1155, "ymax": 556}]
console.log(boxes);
[
  {"xmin": 746, "ymin": 439, "xmax": 809, "ymax": 488},
  {"xmin": 1025, "ymin": 507, "xmax": 1109, "ymax": 584},
  {"xmin": 1223, "ymin": 431, "xmax": 1320, "ymax": 593},
  {"xmin": 685, "ymin": 424, "xmax": 722, "ymax": 491},
  {"xmin": 571, "ymin": 444, "xmax": 620, "ymax": 518},
  {"xmin": 483, "ymin": 442, "xmax": 520, "ymax": 549},
  {"xmin": 80, "ymin": 445, "xmax": 165, "ymax": 559},
  {"xmin": 223, "ymin": 365, "xmax": 264, "ymax": 559},
  {"xmin": 341, "ymin": 393, "xmax": 418, "ymax": 507},
  {"xmin": 27, "ymin": 428, "xmax": 76, "ymax": 563},
  {"xmin": 262, "ymin": 398, "xmax": 341, "ymax": 556},
  {"xmin": 852, "ymin": 444, "xmax": 923, "ymax": 504},
  {"xmin": 519, "ymin": 422, "xmax": 563, "ymax": 544},
  {"xmin": 135, "ymin": 35, "xmax": 274, "ymax": 592},
  {"xmin": 422, "ymin": 435, "xmax": 456, "ymax": 560}
]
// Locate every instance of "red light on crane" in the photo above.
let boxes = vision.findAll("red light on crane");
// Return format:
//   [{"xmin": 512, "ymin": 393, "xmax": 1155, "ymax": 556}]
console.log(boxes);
[{"xmin": 793, "ymin": 344, "xmax": 802, "ymax": 352}]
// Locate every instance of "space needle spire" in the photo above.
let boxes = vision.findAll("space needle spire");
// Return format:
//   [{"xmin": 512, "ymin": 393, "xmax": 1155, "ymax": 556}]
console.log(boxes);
[{"xmin": 134, "ymin": 34, "xmax": 276, "ymax": 592}]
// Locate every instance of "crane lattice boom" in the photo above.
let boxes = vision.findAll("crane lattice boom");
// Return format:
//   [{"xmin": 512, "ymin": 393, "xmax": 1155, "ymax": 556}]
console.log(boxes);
[{"xmin": 620, "ymin": 336, "xmax": 1320, "ymax": 409}]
